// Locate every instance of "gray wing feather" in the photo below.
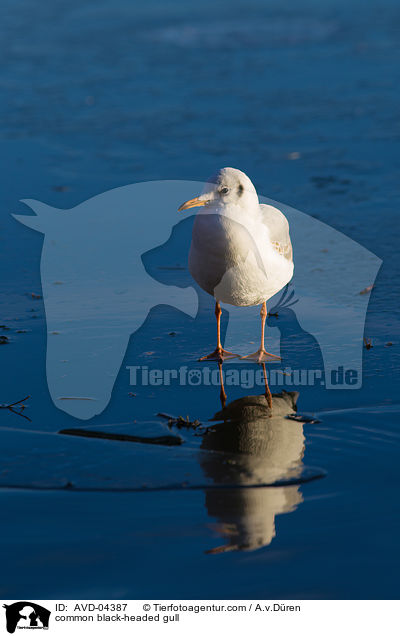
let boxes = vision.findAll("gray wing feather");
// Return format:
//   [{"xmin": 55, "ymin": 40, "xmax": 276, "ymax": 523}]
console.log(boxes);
[{"xmin": 260, "ymin": 204, "xmax": 293, "ymax": 262}]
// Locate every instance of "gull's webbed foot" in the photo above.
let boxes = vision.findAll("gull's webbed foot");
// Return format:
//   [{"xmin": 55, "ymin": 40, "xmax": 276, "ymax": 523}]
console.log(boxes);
[
  {"xmin": 240, "ymin": 348, "xmax": 280, "ymax": 363},
  {"xmin": 198, "ymin": 347, "xmax": 239, "ymax": 362}
]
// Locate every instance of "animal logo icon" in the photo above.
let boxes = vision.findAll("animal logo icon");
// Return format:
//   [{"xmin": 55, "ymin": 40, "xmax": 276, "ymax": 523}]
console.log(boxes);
[{"xmin": 3, "ymin": 602, "xmax": 50, "ymax": 633}]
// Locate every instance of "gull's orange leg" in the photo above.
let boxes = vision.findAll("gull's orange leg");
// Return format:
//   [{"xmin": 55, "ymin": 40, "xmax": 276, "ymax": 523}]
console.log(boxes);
[
  {"xmin": 199, "ymin": 301, "xmax": 239, "ymax": 362},
  {"xmin": 241, "ymin": 302, "xmax": 281, "ymax": 363}
]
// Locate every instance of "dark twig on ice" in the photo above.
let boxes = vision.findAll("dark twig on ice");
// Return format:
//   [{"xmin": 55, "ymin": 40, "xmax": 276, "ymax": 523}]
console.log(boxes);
[
  {"xmin": 363, "ymin": 337, "xmax": 373, "ymax": 350},
  {"xmin": 0, "ymin": 395, "xmax": 32, "ymax": 421},
  {"xmin": 59, "ymin": 427, "xmax": 182, "ymax": 446},
  {"xmin": 157, "ymin": 412, "xmax": 202, "ymax": 430}
]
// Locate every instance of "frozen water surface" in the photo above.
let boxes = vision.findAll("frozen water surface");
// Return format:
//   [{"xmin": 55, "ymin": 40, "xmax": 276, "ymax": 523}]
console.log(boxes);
[{"xmin": 0, "ymin": 0, "xmax": 399, "ymax": 599}]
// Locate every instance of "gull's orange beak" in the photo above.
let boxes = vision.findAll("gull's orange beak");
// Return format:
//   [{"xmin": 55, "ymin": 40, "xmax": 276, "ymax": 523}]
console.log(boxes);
[{"xmin": 178, "ymin": 196, "xmax": 208, "ymax": 212}]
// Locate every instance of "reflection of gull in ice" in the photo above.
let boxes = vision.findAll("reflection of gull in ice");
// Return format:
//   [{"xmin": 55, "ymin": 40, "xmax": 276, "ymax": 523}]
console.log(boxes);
[
  {"xmin": 179, "ymin": 167, "xmax": 293, "ymax": 363},
  {"xmin": 200, "ymin": 391, "xmax": 304, "ymax": 553}
]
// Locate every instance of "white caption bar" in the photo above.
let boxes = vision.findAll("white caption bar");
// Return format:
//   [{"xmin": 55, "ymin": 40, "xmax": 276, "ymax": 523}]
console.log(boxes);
[{"xmin": 1, "ymin": 600, "xmax": 397, "ymax": 636}]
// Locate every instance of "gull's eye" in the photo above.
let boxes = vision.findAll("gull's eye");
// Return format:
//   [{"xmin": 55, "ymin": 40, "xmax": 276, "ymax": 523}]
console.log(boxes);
[{"xmin": 220, "ymin": 187, "xmax": 229, "ymax": 195}]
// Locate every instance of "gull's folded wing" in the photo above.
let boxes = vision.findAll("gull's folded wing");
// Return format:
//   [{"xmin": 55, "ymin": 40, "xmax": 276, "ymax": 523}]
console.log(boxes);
[{"xmin": 260, "ymin": 203, "xmax": 293, "ymax": 261}]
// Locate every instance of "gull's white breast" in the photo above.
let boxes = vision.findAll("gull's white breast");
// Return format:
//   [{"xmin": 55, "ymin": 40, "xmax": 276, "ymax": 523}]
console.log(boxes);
[{"xmin": 189, "ymin": 204, "xmax": 293, "ymax": 307}]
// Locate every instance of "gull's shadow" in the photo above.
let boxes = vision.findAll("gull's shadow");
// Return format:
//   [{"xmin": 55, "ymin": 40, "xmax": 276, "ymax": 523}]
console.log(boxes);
[{"xmin": 267, "ymin": 286, "xmax": 324, "ymax": 371}]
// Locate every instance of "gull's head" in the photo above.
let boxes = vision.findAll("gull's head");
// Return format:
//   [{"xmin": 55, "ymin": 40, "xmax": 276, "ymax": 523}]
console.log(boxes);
[{"xmin": 178, "ymin": 167, "xmax": 259, "ymax": 213}]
